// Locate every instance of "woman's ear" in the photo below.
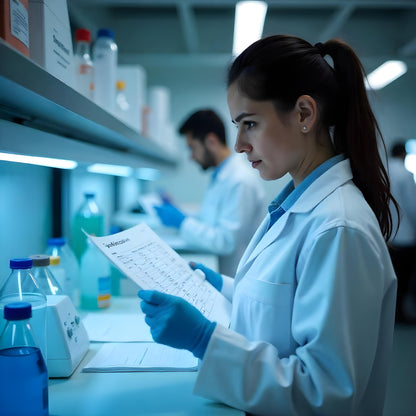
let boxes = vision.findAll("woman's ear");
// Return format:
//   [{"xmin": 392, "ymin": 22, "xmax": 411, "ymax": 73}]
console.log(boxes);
[{"xmin": 296, "ymin": 95, "xmax": 317, "ymax": 133}]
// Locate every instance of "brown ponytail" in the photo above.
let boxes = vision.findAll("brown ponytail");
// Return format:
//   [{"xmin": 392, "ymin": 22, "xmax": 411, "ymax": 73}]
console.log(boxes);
[{"xmin": 228, "ymin": 35, "xmax": 399, "ymax": 240}]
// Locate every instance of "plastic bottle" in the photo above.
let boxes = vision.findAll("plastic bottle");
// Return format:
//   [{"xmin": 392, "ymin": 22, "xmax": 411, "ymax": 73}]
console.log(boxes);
[
  {"xmin": 74, "ymin": 28, "xmax": 94, "ymax": 100},
  {"xmin": 93, "ymin": 28, "xmax": 118, "ymax": 113},
  {"xmin": 115, "ymin": 79, "xmax": 130, "ymax": 123},
  {"xmin": 0, "ymin": 259, "xmax": 47, "ymax": 361},
  {"xmin": 46, "ymin": 237, "xmax": 80, "ymax": 305},
  {"xmin": 30, "ymin": 255, "xmax": 63, "ymax": 296},
  {"xmin": 0, "ymin": 302, "xmax": 49, "ymax": 416},
  {"xmin": 71, "ymin": 192, "xmax": 105, "ymax": 262},
  {"xmin": 80, "ymin": 239, "xmax": 111, "ymax": 309}
]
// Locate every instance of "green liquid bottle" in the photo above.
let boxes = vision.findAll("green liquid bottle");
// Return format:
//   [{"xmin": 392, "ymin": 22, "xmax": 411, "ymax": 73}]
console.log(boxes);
[{"xmin": 71, "ymin": 192, "xmax": 105, "ymax": 262}]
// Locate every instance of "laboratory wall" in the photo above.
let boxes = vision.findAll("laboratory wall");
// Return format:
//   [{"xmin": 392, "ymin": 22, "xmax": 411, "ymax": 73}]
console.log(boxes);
[{"xmin": 1, "ymin": 62, "xmax": 415, "ymax": 281}]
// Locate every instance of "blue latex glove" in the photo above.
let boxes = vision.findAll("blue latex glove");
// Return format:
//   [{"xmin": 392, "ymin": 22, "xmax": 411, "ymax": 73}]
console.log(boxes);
[
  {"xmin": 189, "ymin": 261, "xmax": 223, "ymax": 291},
  {"xmin": 138, "ymin": 290, "xmax": 216, "ymax": 359},
  {"xmin": 154, "ymin": 203, "xmax": 186, "ymax": 228}
]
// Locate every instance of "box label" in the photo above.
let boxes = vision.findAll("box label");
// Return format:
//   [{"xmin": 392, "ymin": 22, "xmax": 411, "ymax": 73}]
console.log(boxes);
[{"xmin": 10, "ymin": 0, "xmax": 29, "ymax": 48}]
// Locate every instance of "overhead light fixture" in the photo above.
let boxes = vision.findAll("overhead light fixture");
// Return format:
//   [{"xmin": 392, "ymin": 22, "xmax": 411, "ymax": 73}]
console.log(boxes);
[
  {"xmin": 232, "ymin": 1, "xmax": 268, "ymax": 57},
  {"xmin": 135, "ymin": 167, "xmax": 160, "ymax": 181},
  {"xmin": 365, "ymin": 60, "xmax": 407, "ymax": 90},
  {"xmin": 87, "ymin": 163, "xmax": 133, "ymax": 177},
  {"xmin": 0, "ymin": 152, "xmax": 78, "ymax": 169}
]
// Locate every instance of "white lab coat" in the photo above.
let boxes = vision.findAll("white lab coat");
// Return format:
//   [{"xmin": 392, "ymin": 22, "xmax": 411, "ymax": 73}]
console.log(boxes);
[
  {"xmin": 388, "ymin": 157, "xmax": 416, "ymax": 246},
  {"xmin": 180, "ymin": 154, "xmax": 266, "ymax": 276},
  {"xmin": 194, "ymin": 159, "xmax": 397, "ymax": 416}
]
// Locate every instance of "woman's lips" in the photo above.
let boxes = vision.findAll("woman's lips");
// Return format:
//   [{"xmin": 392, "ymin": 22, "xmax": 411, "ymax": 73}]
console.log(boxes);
[{"xmin": 250, "ymin": 160, "xmax": 261, "ymax": 168}]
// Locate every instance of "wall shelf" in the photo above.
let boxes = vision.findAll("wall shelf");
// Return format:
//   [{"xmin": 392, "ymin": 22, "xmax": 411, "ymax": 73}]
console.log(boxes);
[{"xmin": 0, "ymin": 39, "xmax": 176, "ymax": 169}]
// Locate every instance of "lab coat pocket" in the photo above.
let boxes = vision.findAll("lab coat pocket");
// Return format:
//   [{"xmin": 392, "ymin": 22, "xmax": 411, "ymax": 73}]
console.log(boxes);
[{"xmin": 232, "ymin": 276, "xmax": 294, "ymax": 356}]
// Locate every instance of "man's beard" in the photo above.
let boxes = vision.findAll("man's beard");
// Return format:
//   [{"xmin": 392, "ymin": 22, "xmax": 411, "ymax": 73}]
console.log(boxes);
[{"xmin": 200, "ymin": 147, "xmax": 216, "ymax": 170}]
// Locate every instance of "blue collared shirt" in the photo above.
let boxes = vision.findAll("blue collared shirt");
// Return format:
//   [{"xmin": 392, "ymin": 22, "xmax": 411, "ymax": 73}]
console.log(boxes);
[
  {"xmin": 211, "ymin": 155, "xmax": 232, "ymax": 183},
  {"xmin": 268, "ymin": 154, "xmax": 345, "ymax": 230}
]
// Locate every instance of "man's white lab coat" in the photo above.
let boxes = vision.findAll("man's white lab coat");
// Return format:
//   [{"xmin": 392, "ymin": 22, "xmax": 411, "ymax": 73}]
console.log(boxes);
[
  {"xmin": 194, "ymin": 159, "xmax": 397, "ymax": 416},
  {"xmin": 180, "ymin": 154, "xmax": 266, "ymax": 275}
]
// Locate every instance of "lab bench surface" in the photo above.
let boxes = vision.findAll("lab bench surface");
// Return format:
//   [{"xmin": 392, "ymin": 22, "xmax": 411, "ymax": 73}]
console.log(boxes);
[{"xmin": 48, "ymin": 297, "xmax": 242, "ymax": 416}]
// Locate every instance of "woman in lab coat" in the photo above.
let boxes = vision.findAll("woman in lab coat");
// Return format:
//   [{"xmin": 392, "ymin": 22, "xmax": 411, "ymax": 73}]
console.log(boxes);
[{"xmin": 139, "ymin": 35, "xmax": 398, "ymax": 416}]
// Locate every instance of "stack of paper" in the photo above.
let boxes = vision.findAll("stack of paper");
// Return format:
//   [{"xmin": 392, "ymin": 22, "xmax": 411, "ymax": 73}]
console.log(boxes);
[{"xmin": 83, "ymin": 343, "xmax": 198, "ymax": 372}]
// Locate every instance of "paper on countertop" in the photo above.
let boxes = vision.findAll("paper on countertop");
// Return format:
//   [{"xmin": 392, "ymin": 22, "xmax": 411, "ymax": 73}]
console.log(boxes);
[
  {"xmin": 86, "ymin": 223, "xmax": 231, "ymax": 328},
  {"xmin": 82, "ymin": 342, "xmax": 198, "ymax": 372},
  {"xmin": 82, "ymin": 313, "xmax": 153, "ymax": 342}
]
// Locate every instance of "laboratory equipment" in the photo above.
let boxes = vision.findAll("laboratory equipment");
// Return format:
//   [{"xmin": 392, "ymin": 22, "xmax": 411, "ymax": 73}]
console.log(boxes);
[
  {"xmin": 46, "ymin": 295, "xmax": 89, "ymax": 377},
  {"xmin": 80, "ymin": 239, "xmax": 111, "ymax": 309},
  {"xmin": 46, "ymin": 237, "xmax": 79, "ymax": 304},
  {"xmin": 0, "ymin": 302, "xmax": 49, "ymax": 416},
  {"xmin": 0, "ymin": 258, "xmax": 47, "ymax": 360},
  {"xmin": 71, "ymin": 192, "xmax": 105, "ymax": 261},
  {"xmin": 74, "ymin": 28, "xmax": 94, "ymax": 99},
  {"xmin": 93, "ymin": 28, "xmax": 118, "ymax": 113},
  {"xmin": 30, "ymin": 254, "xmax": 63, "ymax": 296}
]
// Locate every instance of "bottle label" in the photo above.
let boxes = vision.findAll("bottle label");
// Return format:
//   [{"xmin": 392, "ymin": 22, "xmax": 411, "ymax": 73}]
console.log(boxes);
[{"xmin": 97, "ymin": 276, "xmax": 111, "ymax": 308}]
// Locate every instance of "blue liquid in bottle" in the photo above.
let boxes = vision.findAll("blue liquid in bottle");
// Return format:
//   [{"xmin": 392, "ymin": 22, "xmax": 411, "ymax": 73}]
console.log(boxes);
[
  {"xmin": 0, "ymin": 302, "xmax": 49, "ymax": 415},
  {"xmin": 0, "ymin": 346, "xmax": 49, "ymax": 416}
]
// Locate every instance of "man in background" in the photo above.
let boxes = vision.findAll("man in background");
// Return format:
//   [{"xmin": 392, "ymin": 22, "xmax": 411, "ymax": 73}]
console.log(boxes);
[
  {"xmin": 154, "ymin": 109, "xmax": 266, "ymax": 276},
  {"xmin": 388, "ymin": 140, "xmax": 416, "ymax": 323}
]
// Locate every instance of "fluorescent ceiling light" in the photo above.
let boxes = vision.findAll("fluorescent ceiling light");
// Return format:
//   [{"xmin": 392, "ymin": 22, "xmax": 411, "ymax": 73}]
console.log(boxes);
[
  {"xmin": 0, "ymin": 152, "xmax": 77, "ymax": 169},
  {"xmin": 365, "ymin": 60, "xmax": 407, "ymax": 90},
  {"xmin": 87, "ymin": 163, "xmax": 133, "ymax": 177},
  {"xmin": 232, "ymin": 1, "xmax": 268, "ymax": 57},
  {"xmin": 135, "ymin": 167, "xmax": 160, "ymax": 181}
]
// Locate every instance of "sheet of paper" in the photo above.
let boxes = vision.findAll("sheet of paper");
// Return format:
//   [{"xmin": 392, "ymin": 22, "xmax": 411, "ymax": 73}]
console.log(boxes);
[
  {"xmin": 82, "ymin": 342, "xmax": 198, "ymax": 372},
  {"xmin": 82, "ymin": 313, "xmax": 153, "ymax": 342},
  {"xmin": 86, "ymin": 223, "xmax": 231, "ymax": 327}
]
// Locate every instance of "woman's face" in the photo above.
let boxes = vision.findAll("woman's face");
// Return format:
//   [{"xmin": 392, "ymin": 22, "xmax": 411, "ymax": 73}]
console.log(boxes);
[{"xmin": 227, "ymin": 82, "xmax": 308, "ymax": 183}]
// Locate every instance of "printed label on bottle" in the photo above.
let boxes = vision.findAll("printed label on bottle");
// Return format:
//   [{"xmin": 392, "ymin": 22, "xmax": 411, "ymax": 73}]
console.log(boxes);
[
  {"xmin": 97, "ymin": 276, "xmax": 111, "ymax": 308},
  {"xmin": 10, "ymin": 0, "xmax": 29, "ymax": 48}
]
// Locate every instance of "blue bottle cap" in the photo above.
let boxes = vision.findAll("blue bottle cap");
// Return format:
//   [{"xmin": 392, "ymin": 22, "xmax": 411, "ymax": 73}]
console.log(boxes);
[
  {"xmin": 97, "ymin": 28, "xmax": 114, "ymax": 39},
  {"xmin": 4, "ymin": 302, "xmax": 32, "ymax": 320},
  {"xmin": 10, "ymin": 258, "xmax": 33, "ymax": 269},
  {"xmin": 47, "ymin": 237, "xmax": 66, "ymax": 246},
  {"xmin": 84, "ymin": 192, "xmax": 95, "ymax": 198}
]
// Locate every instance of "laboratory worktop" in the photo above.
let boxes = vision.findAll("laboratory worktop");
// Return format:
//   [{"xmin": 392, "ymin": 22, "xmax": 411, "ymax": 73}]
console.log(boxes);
[{"xmin": 49, "ymin": 297, "xmax": 242, "ymax": 416}]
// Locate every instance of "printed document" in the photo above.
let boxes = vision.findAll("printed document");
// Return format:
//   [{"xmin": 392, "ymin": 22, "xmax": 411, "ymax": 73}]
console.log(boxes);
[
  {"xmin": 82, "ymin": 342, "xmax": 198, "ymax": 372},
  {"xmin": 86, "ymin": 223, "xmax": 231, "ymax": 327}
]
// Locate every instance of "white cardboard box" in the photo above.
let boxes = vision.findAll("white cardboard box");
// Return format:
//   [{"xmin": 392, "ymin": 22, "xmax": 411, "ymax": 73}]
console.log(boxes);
[{"xmin": 28, "ymin": 0, "xmax": 74, "ymax": 87}]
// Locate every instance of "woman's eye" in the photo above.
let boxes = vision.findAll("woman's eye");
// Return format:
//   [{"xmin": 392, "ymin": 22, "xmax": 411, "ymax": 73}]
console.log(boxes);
[{"xmin": 244, "ymin": 121, "xmax": 255, "ymax": 130}]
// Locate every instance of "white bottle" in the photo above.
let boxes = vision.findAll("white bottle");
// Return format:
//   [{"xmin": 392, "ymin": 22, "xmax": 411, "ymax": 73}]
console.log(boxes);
[
  {"xmin": 115, "ymin": 80, "xmax": 130, "ymax": 123},
  {"xmin": 80, "ymin": 240, "xmax": 111, "ymax": 310},
  {"xmin": 93, "ymin": 28, "xmax": 118, "ymax": 113},
  {"xmin": 74, "ymin": 28, "xmax": 94, "ymax": 99}
]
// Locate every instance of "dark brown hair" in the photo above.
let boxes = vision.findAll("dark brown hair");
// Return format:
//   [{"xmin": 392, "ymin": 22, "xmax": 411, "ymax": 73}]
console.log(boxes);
[{"xmin": 228, "ymin": 35, "xmax": 398, "ymax": 240}]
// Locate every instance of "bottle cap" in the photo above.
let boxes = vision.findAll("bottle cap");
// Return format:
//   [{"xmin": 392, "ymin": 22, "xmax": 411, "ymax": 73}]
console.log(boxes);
[
  {"xmin": 30, "ymin": 255, "xmax": 50, "ymax": 267},
  {"xmin": 47, "ymin": 237, "xmax": 66, "ymax": 247},
  {"xmin": 49, "ymin": 256, "xmax": 61, "ymax": 266},
  {"xmin": 75, "ymin": 28, "xmax": 91, "ymax": 43},
  {"xmin": 116, "ymin": 80, "xmax": 126, "ymax": 90},
  {"xmin": 4, "ymin": 302, "xmax": 32, "ymax": 321},
  {"xmin": 97, "ymin": 28, "xmax": 114, "ymax": 39},
  {"xmin": 84, "ymin": 192, "xmax": 95, "ymax": 198},
  {"xmin": 10, "ymin": 258, "xmax": 33, "ymax": 269}
]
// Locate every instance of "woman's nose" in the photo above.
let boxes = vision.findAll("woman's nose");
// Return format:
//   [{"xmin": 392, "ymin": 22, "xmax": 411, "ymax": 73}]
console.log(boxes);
[{"xmin": 234, "ymin": 132, "xmax": 252, "ymax": 154}]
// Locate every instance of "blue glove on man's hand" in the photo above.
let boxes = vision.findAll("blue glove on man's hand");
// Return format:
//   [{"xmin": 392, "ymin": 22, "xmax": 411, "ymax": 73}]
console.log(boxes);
[
  {"xmin": 189, "ymin": 262, "xmax": 223, "ymax": 291},
  {"xmin": 138, "ymin": 290, "xmax": 216, "ymax": 359},
  {"xmin": 154, "ymin": 203, "xmax": 186, "ymax": 228}
]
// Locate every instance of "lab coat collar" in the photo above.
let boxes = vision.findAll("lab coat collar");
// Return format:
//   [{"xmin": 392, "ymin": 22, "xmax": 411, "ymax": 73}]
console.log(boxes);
[{"xmin": 235, "ymin": 158, "xmax": 353, "ymax": 280}]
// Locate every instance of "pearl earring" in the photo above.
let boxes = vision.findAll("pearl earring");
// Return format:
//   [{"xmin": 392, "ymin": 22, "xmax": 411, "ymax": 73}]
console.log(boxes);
[{"xmin": 302, "ymin": 126, "xmax": 307, "ymax": 132}]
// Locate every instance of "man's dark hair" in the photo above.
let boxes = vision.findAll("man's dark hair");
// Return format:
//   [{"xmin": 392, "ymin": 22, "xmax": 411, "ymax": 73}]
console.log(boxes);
[
  {"xmin": 391, "ymin": 141, "xmax": 407, "ymax": 158},
  {"xmin": 178, "ymin": 109, "xmax": 227, "ymax": 145}
]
